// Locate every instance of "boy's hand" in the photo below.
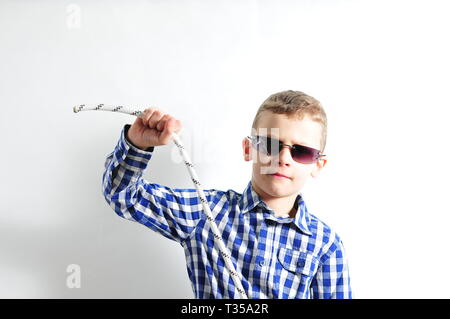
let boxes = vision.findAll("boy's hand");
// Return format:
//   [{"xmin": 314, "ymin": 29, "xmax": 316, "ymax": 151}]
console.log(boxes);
[{"xmin": 127, "ymin": 108, "xmax": 182, "ymax": 150}]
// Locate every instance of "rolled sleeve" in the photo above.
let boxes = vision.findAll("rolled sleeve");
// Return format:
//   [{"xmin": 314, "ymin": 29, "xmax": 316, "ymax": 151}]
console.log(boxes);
[{"xmin": 101, "ymin": 125, "xmax": 218, "ymax": 243}]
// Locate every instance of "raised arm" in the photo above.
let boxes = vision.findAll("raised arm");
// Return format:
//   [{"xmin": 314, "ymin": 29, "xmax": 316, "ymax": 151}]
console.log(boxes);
[{"xmin": 102, "ymin": 109, "xmax": 219, "ymax": 243}]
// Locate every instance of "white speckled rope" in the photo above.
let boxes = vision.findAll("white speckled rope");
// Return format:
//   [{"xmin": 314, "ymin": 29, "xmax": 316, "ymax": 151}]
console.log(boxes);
[{"xmin": 73, "ymin": 104, "xmax": 248, "ymax": 299}]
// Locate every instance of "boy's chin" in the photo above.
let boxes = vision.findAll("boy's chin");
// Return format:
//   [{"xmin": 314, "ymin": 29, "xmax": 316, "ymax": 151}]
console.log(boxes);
[
  {"xmin": 259, "ymin": 179, "xmax": 295, "ymax": 197},
  {"xmin": 265, "ymin": 188, "xmax": 294, "ymax": 200}
]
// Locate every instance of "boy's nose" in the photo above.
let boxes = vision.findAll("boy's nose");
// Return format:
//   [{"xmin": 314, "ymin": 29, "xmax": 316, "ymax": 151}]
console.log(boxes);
[{"xmin": 277, "ymin": 146, "xmax": 293, "ymax": 165}]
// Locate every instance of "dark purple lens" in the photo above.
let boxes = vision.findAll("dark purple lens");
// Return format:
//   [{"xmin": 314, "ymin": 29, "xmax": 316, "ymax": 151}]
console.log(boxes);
[
  {"xmin": 255, "ymin": 136, "xmax": 321, "ymax": 164},
  {"xmin": 291, "ymin": 145, "xmax": 320, "ymax": 164}
]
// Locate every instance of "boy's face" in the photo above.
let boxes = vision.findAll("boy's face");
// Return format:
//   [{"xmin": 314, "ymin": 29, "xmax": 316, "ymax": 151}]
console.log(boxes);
[{"xmin": 242, "ymin": 111, "xmax": 327, "ymax": 200}]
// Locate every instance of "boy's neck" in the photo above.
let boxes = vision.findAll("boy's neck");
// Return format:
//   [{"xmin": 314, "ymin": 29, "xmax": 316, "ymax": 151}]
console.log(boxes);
[{"xmin": 251, "ymin": 182, "xmax": 298, "ymax": 218}]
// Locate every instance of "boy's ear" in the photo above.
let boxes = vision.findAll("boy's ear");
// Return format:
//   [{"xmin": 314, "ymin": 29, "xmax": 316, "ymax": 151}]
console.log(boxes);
[
  {"xmin": 242, "ymin": 137, "xmax": 252, "ymax": 161},
  {"xmin": 311, "ymin": 155, "xmax": 327, "ymax": 178}
]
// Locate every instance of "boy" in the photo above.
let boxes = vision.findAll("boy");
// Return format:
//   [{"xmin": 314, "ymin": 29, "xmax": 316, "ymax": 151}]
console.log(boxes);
[{"xmin": 102, "ymin": 90, "xmax": 352, "ymax": 299}]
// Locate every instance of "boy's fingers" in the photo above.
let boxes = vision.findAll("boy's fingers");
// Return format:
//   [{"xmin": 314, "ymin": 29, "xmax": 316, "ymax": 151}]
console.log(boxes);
[
  {"xmin": 139, "ymin": 109, "xmax": 181, "ymax": 144},
  {"xmin": 166, "ymin": 118, "xmax": 182, "ymax": 134},
  {"xmin": 141, "ymin": 108, "xmax": 156, "ymax": 125},
  {"xmin": 142, "ymin": 107, "xmax": 161, "ymax": 120},
  {"xmin": 147, "ymin": 110, "xmax": 165, "ymax": 129},
  {"xmin": 159, "ymin": 124, "xmax": 171, "ymax": 144},
  {"xmin": 159, "ymin": 118, "xmax": 178, "ymax": 143},
  {"xmin": 156, "ymin": 114, "xmax": 170, "ymax": 131}
]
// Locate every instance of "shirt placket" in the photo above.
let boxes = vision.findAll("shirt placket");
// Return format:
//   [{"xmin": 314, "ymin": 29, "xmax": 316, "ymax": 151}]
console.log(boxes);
[{"xmin": 255, "ymin": 208, "xmax": 276, "ymax": 297}]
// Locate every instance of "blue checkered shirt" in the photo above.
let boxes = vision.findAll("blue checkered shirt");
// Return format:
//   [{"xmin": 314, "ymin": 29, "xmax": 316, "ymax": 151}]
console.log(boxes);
[{"xmin": 102, "ymin": 125, "xmax": 352, "ymax": 299}]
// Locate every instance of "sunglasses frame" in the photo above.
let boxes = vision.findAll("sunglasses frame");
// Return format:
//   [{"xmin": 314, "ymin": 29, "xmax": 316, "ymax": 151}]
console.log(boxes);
[{"xmin": 246, "ymin": 135, "xmax": 326, "ymax": 164}]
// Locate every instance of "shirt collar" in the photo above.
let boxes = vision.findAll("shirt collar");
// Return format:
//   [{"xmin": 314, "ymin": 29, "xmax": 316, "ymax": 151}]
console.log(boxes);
[{"xmin": 239, "ymin": 180, "xmax": 312, "ymax": 236}]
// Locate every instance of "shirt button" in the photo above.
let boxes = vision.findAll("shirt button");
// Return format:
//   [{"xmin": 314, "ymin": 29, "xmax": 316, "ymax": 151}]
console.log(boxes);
[{"xmin": 259, "ymin": 260, "xmax": 265, "ymax": 267}]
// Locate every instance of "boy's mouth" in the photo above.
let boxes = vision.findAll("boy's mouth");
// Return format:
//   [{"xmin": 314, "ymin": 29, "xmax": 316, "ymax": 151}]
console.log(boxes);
[{"xmin": 270, "ymin": 173, "xmax": 290, "ymax": 179}]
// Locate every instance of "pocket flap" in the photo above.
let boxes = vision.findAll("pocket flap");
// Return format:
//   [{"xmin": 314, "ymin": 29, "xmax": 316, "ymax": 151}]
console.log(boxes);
[{"xmin": 277, "ymin": 248, "xmax": 320, "ymax": 276}]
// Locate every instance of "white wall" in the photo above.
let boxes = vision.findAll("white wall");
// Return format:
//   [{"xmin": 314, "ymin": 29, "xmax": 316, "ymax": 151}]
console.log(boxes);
[{"xmin": 1, "ymin": 0, "xmax": 449, "ymax": 298}]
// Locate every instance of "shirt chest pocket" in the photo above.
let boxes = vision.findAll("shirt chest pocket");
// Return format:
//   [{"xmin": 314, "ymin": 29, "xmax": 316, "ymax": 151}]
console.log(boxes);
[{"xmin": 276, "ymin": 248, "xmax": 320, "ymax": 298}]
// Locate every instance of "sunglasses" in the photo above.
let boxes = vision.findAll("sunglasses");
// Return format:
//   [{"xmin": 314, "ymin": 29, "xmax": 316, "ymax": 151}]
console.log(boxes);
[{"xmin": 247, "ymin": 135, "xmax": 325, "ymax": 164}]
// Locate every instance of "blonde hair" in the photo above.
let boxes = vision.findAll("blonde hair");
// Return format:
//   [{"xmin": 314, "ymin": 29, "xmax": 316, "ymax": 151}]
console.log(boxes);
[{"xmin": 251, "ymin": 90, "xmax": 328, "ymax": 152}]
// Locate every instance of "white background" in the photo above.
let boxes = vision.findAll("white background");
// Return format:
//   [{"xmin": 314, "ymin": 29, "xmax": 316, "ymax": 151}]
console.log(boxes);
[{"xmin": 1, "ymin": 0, "xmax": 450, "ymax": 298}]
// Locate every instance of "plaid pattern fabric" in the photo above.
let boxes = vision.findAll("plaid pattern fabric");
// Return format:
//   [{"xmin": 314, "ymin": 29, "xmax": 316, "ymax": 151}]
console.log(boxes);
[{"xmin": 102, "ymin": 125, "xmax": 352, "ymax": 299}]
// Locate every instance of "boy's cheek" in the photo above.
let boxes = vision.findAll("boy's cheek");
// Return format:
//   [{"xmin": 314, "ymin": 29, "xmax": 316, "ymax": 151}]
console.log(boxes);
[
  {"xmin": 252, "ymin": 157, "xmax": 278, "ymax": 175},
  {"xmin": 260, "ymin": 165, "xmax": 278, "ymax": 175},
  {"xmin": 253, "ymin": 151, "xmax": 271, "ymax": 165}
]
